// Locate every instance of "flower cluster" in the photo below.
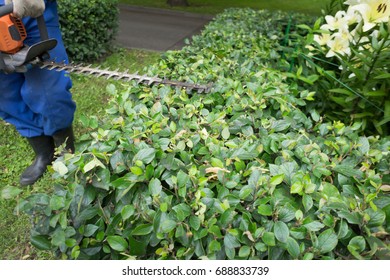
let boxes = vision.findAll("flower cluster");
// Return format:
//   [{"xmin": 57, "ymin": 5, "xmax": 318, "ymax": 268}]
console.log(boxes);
[{"xmin": 313, "ymin": 0, "xmax": 390, "ymax": 58}]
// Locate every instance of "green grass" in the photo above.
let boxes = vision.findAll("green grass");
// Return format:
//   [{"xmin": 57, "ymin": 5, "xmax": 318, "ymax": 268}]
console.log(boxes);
[
  {"xmin": 119, "ymin": 0, "xmax": 327, "ymax": 15},
  {"xmin": 0, "ymin": 48, "xmax": 161, "ymax": 260}
]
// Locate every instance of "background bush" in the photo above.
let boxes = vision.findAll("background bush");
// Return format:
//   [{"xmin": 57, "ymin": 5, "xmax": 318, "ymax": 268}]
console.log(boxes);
[
  {"xmin": 17, "ymin": 8, "xmax": 390, "ymax": 260},
  {"xmin": 57, "ymin": 0, "xmax": 119, "ymax": 62}
]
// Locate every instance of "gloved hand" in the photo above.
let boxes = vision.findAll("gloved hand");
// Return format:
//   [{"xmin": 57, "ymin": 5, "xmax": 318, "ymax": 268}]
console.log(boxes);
[{"xmin": 5, "ymin": 0, "xmax": 45, "ymax": 18}]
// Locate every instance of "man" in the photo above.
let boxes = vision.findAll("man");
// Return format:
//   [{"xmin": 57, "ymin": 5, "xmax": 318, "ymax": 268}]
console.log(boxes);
[{"xmin": 0, "ymin": 0, "xmax": 76, "ymax": 186}]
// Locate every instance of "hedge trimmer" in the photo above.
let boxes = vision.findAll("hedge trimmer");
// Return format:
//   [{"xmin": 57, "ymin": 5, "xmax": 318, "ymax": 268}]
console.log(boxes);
[{"xmin": 0, "ymin": 4, "xmax": 211, "ymax": 93}]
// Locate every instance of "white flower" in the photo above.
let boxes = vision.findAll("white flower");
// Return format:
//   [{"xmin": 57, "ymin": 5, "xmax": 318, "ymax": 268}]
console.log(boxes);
[
  {"xmin": 322, "ymin": 11, "xmax": 350, "ymax": 31},
  {"xmin": 336, "ymin": 28, "xmax": 354, "ymax": 42},
  {"xmin": 350, "ymin": 0, "xmax": 390, "ymax": 31},
  {"xmin": 346, "ymin": 6, "xmax": 363, "ymax": 25},
  {"xmin": 314, "ymin": 32, "xmax": 332, "ymax": 45},
  {"xmin": 326, "ymin": 34, "xmax": 351, "ymax": 57}
]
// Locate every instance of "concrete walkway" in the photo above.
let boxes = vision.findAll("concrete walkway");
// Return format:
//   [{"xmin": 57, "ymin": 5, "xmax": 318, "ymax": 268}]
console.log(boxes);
[{"xmin": 116, "ymin": 5, "xmax": 214, "ymax": 51}]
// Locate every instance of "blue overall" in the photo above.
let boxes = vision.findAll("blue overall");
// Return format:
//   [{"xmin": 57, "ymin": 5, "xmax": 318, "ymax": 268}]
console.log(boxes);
[{"xmin": 0, "ymin": 0, "xmax": 76, "ymax": 137}]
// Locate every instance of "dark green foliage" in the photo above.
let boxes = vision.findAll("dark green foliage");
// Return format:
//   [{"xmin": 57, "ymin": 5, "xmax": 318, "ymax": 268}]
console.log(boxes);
[
  {"xmin": 15, "ymin": 8, "xmax": 390, "ymax": 260},
  {"xmin": 57, "ymin": 0, "xmax": 119, "ymax": 62}
]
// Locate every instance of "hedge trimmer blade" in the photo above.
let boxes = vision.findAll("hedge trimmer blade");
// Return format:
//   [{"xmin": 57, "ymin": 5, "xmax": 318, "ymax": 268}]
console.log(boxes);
[{"xmin": 35, "ymin": 60, "xmax": 212, "ymax": 93}]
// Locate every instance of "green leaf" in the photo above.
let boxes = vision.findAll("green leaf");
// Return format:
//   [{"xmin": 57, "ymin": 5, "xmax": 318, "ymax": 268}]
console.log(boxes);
[
  {"xmin": 365, "ymin": 208, "xmax": 386, "ymax": 227},
  {"xmin": 189, "ymin": 215, "xmax": 201, "ymax": 231},
  {"xmin": 254, "ymin": 242, "xmax": 267, "ymax": 252},
  {"xmin": 272, "ymin": 120, "xmax": 290, "ymax": 132},
  {"xmin": 374, "ymin": 73, "xmax": 390, "ymax": 79},
  {"xmin": 208, "ymin": 225, "xmax": 223, "ymax": 238},
  {"xmin": 358, "ymin": 137, "xmax": 370, "ymax": 154},
  {"xmin": 274, "ymin": 221, "xmax": 289, "ymax": 243},
  {"xmin": 130, "ymin": 166, "xmax": 143, "ymax": 175},
  {"xmin": 161, "ymin": 219, "xmax": 177, "ymax": 233},
  {"xmin": 208, "ymin": 240, "xmax": 221, "ymax": 252},
  {"xmin": 278, "ymin": 204, "xmax": 296, "ymax": 223},
  {"xmin": 132, "ymin": 224, "xmax": 153, "ymax": 236},
  {"xmin": 121, "ymin": 205, "xmax": 135, "ymax": 220},
  {"xmin": 295, "ymin": 210, "xmax": 303, "ymax": 221},
  {"xmin": 83, "ymin": 158, "xmax": 105, "ymax": 173},
  {"xmin": 303, "ymin": 221, "xmax": 325, "ymax": 232},
  {"xmin": 84, "ymin": 224, "xmax": 99, "ymax": 237},
  {"xmin": 31, "ymin": 235, "xmax": 52, "ymax": 250},
  {"xmin": 173, "ymin": 203, "xmax": 192, "ymax": 222},
  {"xmin": 92, "ymin": 168, "xmax": 111, "ymax": 190},
  {"xmin": 258, "ymin": 204, "xmax": 273, "ymax": 216},
  {"xmin": 348, "ymin": 236, "xmax": 366, "ymax": 253},
  {"xmin": 52, "ymin": 230, "xmax": 66, "ymax": 247},
  {"xmin": 220, "ymin": 209, "xmax": 236, "ymax": 227},
  {"xmin": 310, "ymin": 110, "xmax": 320, "ymax": 122},
  {"xmin": 134, "ymin": 148, "xmax": 156, "ymax": 164},
  {"xmin": 76, "ymin": 207, "xmax": 99, "ymax": 223},
  {"xmin": 225, "ymin": 247, "xmax": 236, "ymax": 260},
  {"xmin": 303, "ymin": 252, "xmax": 314, "ymax": 260},
  {"xmin": 107, "ymin": 235, "xmax": 128, "ymax": 252},
  {"xmin": 286, "ymin": 237, "xmax": 300, "ymax": 259},
  {"xmin": 224, "ymin": 233, "xmax": 240, "ymax": 248},
  {"xmin": 211, "ymin": 158, "xmax": 224, "ymax": 168},
  {"xmin": 239, "ymin": 187, "xmax": 253, "ymax": 200},
  {"xmin": 49, "ymin": 195, "xmax": 65, "ymax": 211},
  {"xmin": 302, "ymin": 194, "xmax": 313, "ymax": 212},
  {"xmin": 160, "ymin": 203, "xmax": 168, "ymax": 212},
  {"xmin": 128, "ymin": 236, "xmax": 147, "ymax": 256},
  {"xmin": 222, "ymin": 127, "xmax": 230, "ymax": 140},
  {"xmin": 177, "ymin": 170, "xmax": 190, "ymax": 188},
  {"xmin": 238, "ymin": 245, "xmax": 251, "ymax": 258},
  {"xmin": 71, "ymin": 245, "xmax": 80, "ymax": 259},
  {"xmin": 333, "ymin": 165, "xmax": 363, "ymax": 178},
  {"xmin": 291, "ymin": 182, "xmax": 303, "ymax": 194},
  {"xmin": 262, "ymin": 232, "xmax": 276, "ymax": 246},
  {"xmin": 148, "ymin": 178, "xmax": 162, "ymax": 196},
  {"xmin": 338, "ymin": 210, "xmax": 361, "ymax": 225},
  {"xmin": 317, "ymin": 229, "xmax": 338, "ymax": 254},
  {"xmin": 270, "ymin": 174, "xmax": 284, "ymax": 186}
]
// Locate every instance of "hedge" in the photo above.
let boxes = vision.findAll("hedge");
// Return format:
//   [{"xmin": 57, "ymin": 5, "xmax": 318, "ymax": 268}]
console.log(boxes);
[
  {"xmin": 57, "ymin": 0, "xmax": 119, "ymax": 62},
  {"xmin": 17, "ymin": 8, "xmax": 390, "ymax": 260}
]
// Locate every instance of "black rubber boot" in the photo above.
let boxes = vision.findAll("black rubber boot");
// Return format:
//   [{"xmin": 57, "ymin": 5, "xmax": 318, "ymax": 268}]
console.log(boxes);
[
  {"xmin": 20, "ymin": 136, "xmax": 55, "ymax": 186},
  {"xmin": 53, "ymin": 126, "xmax": 75, "ymax": 154}
]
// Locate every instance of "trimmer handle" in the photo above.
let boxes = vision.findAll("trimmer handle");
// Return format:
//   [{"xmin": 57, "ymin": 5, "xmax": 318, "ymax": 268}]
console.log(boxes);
[
  {"xmin": 0, "ymin": 3, "xmax": 13, "ymax": 18},
  {"xmin": 0, "ymin": 3, "xmax": 49, "ymax": 40}
]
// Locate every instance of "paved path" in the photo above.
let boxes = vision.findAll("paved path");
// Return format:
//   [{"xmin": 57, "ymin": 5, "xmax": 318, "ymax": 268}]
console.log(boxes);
[{"xmin": 116, "ymin": 5, "xmax": 214, "ymax": 51}]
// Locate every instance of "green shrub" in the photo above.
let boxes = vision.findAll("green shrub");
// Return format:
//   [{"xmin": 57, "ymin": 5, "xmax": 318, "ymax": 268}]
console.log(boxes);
[
  {"xmin": 16, "ymin": 9, "xmax": 390, "ymax": 260},
  {"xmin": 57, "ymin": 0, "xmax": 119, "ymax": 62}
]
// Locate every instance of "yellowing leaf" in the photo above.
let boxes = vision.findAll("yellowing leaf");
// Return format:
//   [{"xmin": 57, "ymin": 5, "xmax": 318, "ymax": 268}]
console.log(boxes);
[
  {"xmin": 53, "ymin": 161, "xmax": 69, "ymax": 176},
  {"xmin": 380, "ymin": 185, "xmax": 390, "ymax": 192},
  {"xmin": 205, "ymin": 167, "xmax": 230, "ymax": 174}
]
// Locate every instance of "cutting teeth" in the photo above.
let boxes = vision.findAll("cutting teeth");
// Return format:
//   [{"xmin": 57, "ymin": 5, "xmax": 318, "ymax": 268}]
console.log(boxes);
[{"xmin": 34, "ymin": 60, "xmax": 212, "ymax": 93}]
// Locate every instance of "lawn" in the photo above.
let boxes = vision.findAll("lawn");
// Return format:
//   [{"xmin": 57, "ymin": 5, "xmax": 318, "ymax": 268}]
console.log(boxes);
[
  {"xmin": 0, "ymin": 49, "xmax": 161, "ymax": 260},
  {"xmin": 119, "ymin": 0, "xmax": 327, "ymax": 15}
]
